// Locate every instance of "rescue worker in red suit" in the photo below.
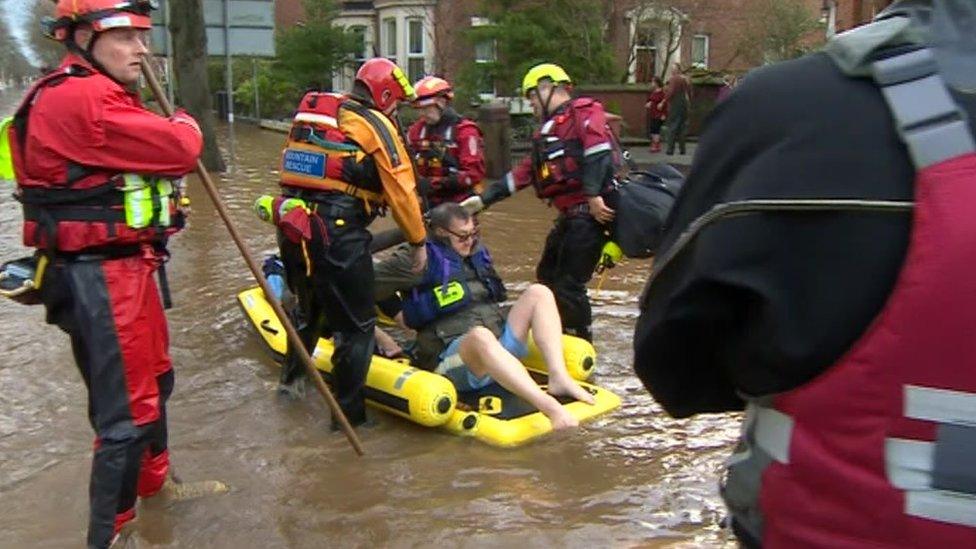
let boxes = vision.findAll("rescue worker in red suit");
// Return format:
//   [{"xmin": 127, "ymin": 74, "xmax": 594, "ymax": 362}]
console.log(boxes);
[
  {"xmin": 633, "ymin": 0, "xmax": 976, "ymax": 546},
  {"xmin": 6, "ymin": 1, "xmax": 224, "ymax": 547},
  {"xmin": 275, "ymin": 58, "xmax": 427, "ymax": 429},
  {"xmin": 463, "ymin": 64, "xmax": 617, "ymax": 342},
  {"xmin": 406, "ymin": 76, "xmax": 486, "ymax": 207}
]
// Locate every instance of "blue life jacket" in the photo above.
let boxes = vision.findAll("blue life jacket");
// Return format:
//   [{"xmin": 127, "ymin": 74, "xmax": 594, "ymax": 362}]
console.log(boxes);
[
  {"xmin": 262, "ymin": 254, "xmax": 287, "ymax": 301},
  {"xmin": 401, "ymin": 239, "xmax": 506, "ymax": 330}
]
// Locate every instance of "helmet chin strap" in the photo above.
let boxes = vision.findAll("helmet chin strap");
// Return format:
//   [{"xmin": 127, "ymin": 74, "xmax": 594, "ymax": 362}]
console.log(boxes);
[
  {"xmin": 540, "ymin": 84, "xmax": 556, "ymax": 120},
  {"xmin": 64, "ymin": 28, "xmax": 117, "ymax": 84}
]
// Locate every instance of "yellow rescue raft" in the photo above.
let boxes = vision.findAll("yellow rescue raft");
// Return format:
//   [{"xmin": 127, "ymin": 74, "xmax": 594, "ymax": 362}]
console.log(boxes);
[{"xmin": 238, "ymin": 287, "xmax": 620, "ymax": 447}]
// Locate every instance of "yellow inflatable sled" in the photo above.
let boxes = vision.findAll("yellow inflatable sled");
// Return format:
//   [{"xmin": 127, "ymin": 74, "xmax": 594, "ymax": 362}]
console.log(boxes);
[{"xmin": 238, "ymin": 287, "xmax": 620, "ymax": 447}]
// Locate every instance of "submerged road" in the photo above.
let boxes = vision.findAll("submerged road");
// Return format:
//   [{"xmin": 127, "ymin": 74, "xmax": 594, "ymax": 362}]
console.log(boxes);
[{"xmin": 0, "ymin": 88, "xmax": 739, "ymax": 547}]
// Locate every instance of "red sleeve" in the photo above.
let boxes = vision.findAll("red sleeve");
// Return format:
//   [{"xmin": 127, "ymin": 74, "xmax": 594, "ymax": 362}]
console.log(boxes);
[
  {"xmin": 84, "ymin": 86, "xmax": 202, "ymax": 177},
  {"xmin": 406, "ymin": 120, "xmax": 423, "ymax": 149},
  {"xmin": 575, "ymin": 101, "xmax": 613, "ymax": 157},
  {"xmin": 447, "ymin": 120, "xmax": 486, "ymax": 190}
]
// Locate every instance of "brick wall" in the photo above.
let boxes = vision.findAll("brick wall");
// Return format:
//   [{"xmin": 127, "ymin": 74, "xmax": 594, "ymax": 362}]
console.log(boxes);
[
  {"xmin": 276, "ymin": 0, "xmax": 305, "ymax": 29},
  {"xmin": 578, "ymin": 83, "xmax": 722, "ymax": 139}
]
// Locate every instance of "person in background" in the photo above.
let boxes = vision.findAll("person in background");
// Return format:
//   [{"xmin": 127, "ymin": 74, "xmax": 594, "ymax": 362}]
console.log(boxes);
[
  {"xmin": 406, "ymin": 76, "xmax": 486, "ymax": 207},
  {"xmin": 645, "ymin": 77, "xmax": 667, "ymax": 153},
  {"xmin": 659, "ymin": 63, "xmax": 691, "ymax": 156}
]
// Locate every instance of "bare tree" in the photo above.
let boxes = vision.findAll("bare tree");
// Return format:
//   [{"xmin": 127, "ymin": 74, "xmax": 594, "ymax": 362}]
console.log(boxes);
[
  {"xmin": 733, "ymin": 0, "xmax": 823, "ymax": 66},
  {"xmin": 169, "ymin": 0, "xmax": 225, "ymax": 172},
  {"xmin": 0, "ymin": 22, "xmax": 34, "ymax": 81},
  {"xmin": 29, "ymin": 1, "xmax": 64, "ymax": 70}
]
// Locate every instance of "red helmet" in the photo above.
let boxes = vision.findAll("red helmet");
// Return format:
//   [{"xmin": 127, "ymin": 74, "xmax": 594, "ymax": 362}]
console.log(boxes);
[
  {"xmin": 354, "ymin": 58, "xmax": 416, "ymax": 114},
  {"xmin": 48, "ymin": 0, "xmax": 156, "ymax": 42},
  {"xmin": 412, "ymin": 76, "xmax": 454, "ymax": 108}
]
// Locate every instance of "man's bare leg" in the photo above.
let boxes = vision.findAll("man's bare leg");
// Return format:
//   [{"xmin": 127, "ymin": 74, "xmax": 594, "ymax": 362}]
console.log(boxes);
[
  {"xmin": 507, "ymin": 284, "xmax": 595, "ymax": 404},
  {"xmin": 458, "ymin": 327, "xmax": 578, "ymax": 429}
]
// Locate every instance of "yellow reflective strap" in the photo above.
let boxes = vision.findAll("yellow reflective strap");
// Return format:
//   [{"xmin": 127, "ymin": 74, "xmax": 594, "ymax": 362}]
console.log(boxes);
[
  {"xmin": 433, "ymin": 280, "xmax": 466, "ymax": 308},
  {"xmin": 0, "ymin": 116, "xmax": 14, "ymax": 182},
  {"xmin": 122, "ymin": 175, "xmax": 177, "ymax": 229},
  {"xmin": 157, "ymin": 180, "xmax": 173, "ymax": 227},
  {"xmin": 392, "ymin": 66, "xmax": 416, "ymax": 99},
  {"xmin": 122, "ymin": 174, "xmax": 152, "ymax": 229}
]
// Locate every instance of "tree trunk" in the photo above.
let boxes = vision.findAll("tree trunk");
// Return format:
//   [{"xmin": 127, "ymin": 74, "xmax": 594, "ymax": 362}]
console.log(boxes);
[{"xmin": 169, "ymin": 0, "xmax": 225, "ymax": 172}]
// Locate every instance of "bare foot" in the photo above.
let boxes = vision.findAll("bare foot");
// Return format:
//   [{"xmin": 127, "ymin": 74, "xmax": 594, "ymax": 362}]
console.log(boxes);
[
  {"xmin": 546, "ymin": 406, "xmax": 579, "ymax": 430},
  {"xmin": 548, "ymin": 377, "xmax": 596, "ymax": 405}
]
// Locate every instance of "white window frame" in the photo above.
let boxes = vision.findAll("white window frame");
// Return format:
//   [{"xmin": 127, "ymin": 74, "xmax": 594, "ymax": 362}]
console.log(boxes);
[
  {"xmin": 633, "ymin": 22, "xmax": 657, "ymax": 84},
  {"xmin": 406, "ymin": 17, "xmax": 426, "ymax": 82},
  {"xmin": 349, "ymin": 25, "xmax": 368, "ymax": 69},
  {"xmin": 626, "ymin": 7, "xmax": 685, "ymax": 83},
  {"xmin": 381, "ymin": 17, "xmax": 397, "ymax": 60},
  {"xmin": 691, "ymin": 34, "xmax": 709, "ymax": 69},
  {"xmin": 471, "ymin": 16, "xmax": 496, "ymax": 99}
]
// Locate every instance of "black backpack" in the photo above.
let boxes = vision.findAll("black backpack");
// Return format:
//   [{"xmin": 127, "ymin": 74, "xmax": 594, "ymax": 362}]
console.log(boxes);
[{"xmin": 610, "ymin": 164, "xmax": 685, "ymax": 258}]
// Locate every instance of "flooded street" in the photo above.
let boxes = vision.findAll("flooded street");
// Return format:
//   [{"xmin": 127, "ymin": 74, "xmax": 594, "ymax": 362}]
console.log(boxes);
[{"xmin": 0, "ymin": 87, "xmax": 740, "ymax": 547}]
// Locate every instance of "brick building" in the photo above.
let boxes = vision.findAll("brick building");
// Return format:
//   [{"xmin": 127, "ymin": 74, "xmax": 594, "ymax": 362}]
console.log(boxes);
[
  {"xmin": 276, "ymin": 0, "xmax": 889, "ymax": 94},
  {"xmin": 275, "ymin": 0, "xmax": 891, "ymax": 136}
]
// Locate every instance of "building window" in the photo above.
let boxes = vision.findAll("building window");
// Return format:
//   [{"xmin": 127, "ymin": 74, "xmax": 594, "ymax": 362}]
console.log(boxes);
[
  {"xmin": 382, "ymin": 17, "xmax": 397, "ymax": 60},
  {"xmin": 406, "ymin": 18, "xmax": 425, "ymax": 82},
  {"xmin": 350, "ymin": 25, "xmax": 367, "ymax": 71},
  {"xmin": 471, "ymin": 17, "xmax": 495, "ymax": 97},
  {"xmin": 634, "ymin": 22, "xmax": 657, "ymax": 83},
  {"xmin": 691, "ymin": 34, "xmax": 709, "ymax": 68}
]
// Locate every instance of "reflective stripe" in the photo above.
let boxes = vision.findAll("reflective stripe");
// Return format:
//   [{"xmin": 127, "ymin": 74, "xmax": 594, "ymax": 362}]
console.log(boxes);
[
  {"xmin": 540, "ymin": 119, "xmax": 555, "ymax": 135},
  {"xmin": 0, "ymin": 116, "xmax": 14, "ymax": 181},
  {"xmin": 294, "ymin": 112, "xmax": 339, "ymax": 128},
  {"xmin": 886, "ymin": 438, "xmax": 935, "ymax": 490},
  {"xmin": 419, "ymin": 125, "xmax": 427, "ymax": 139},
  {"xmin": 433, "ymin": 281, "xmax": 466, "ymax": 307},
  {"xmin": 584, "ymin": 142, "xmax": 612, "ymax": 157},
  {"xmin": 121, "ymin": 174, "xmax": 175, "ymax": 230},
  {"xmin": 905, "ymin": 385, "xmax": 976, "ymax": 426},
  {"xmin": 504, "ymin": 172, "xmax": 516, "ymax": 195},
  {"xmin": 886, "ymin": 437, "xmax": 976, "ymax": 527},
  {"xmin": 751, "ymin": 404, "xmax": 793, "ymax": 464},
  {"xmin": 94, "ymin": 15, "xmax": 135, "ymax": 30},
  {"xmin": 907, "ymin": 491, "xmax": 976, "ymax": 528}
]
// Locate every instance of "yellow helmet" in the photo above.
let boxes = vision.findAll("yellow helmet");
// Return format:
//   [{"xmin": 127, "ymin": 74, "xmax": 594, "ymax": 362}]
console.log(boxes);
[{"xmin": 521, "ymin": 63, "xmax": 572, "ymax": 98}]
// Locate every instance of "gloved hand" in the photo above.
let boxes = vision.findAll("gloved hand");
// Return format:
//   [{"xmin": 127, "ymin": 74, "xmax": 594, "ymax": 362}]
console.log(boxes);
[{"xmin": 480, "ymin": 177, "xmax": 514, "ymax": 208}]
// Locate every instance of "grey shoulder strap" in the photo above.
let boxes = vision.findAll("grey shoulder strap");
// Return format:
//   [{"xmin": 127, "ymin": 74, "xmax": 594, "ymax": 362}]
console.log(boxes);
[{"xmin": 871, "ymin": 47, "xmax": 975, "ymax": 169}]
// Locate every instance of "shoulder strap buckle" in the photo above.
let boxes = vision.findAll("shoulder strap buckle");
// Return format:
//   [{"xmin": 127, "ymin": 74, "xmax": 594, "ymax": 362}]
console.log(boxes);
[{"xmin": 871, "ymin": 47, "xmax": 975, "ymax": 168}]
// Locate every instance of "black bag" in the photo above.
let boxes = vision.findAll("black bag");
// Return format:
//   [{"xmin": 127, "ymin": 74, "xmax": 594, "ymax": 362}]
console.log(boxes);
[{"xmin": 610, "ymin": 164, "xmax": 685, "ymax": 258}]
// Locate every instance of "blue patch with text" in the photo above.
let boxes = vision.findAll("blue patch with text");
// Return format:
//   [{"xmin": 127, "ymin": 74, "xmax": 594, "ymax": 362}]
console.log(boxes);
[{"xmin": 283, "ymin": 149, "xmax": 326, "ymax": 178}]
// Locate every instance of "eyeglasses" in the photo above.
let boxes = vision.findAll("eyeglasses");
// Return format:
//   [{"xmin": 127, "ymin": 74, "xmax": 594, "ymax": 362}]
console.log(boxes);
[{"xmin": 444, "ymin": 225, "xmax": 479, "ymax": 243}]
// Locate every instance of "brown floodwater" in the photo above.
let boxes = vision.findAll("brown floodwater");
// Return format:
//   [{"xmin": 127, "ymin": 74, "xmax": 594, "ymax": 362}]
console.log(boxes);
[{"xmin": 0, "ymin": 87, "xmax": 741, "ymax": 548}]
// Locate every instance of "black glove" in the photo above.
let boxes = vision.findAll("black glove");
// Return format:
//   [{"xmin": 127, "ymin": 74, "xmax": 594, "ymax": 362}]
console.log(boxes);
[
  {"xmin": 480, "ymin": 179, "xmax": 512, "ymax": 207},
  {"xmin": 417, "ymin": 176, "xmax": 433, "ymax": 198}
]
